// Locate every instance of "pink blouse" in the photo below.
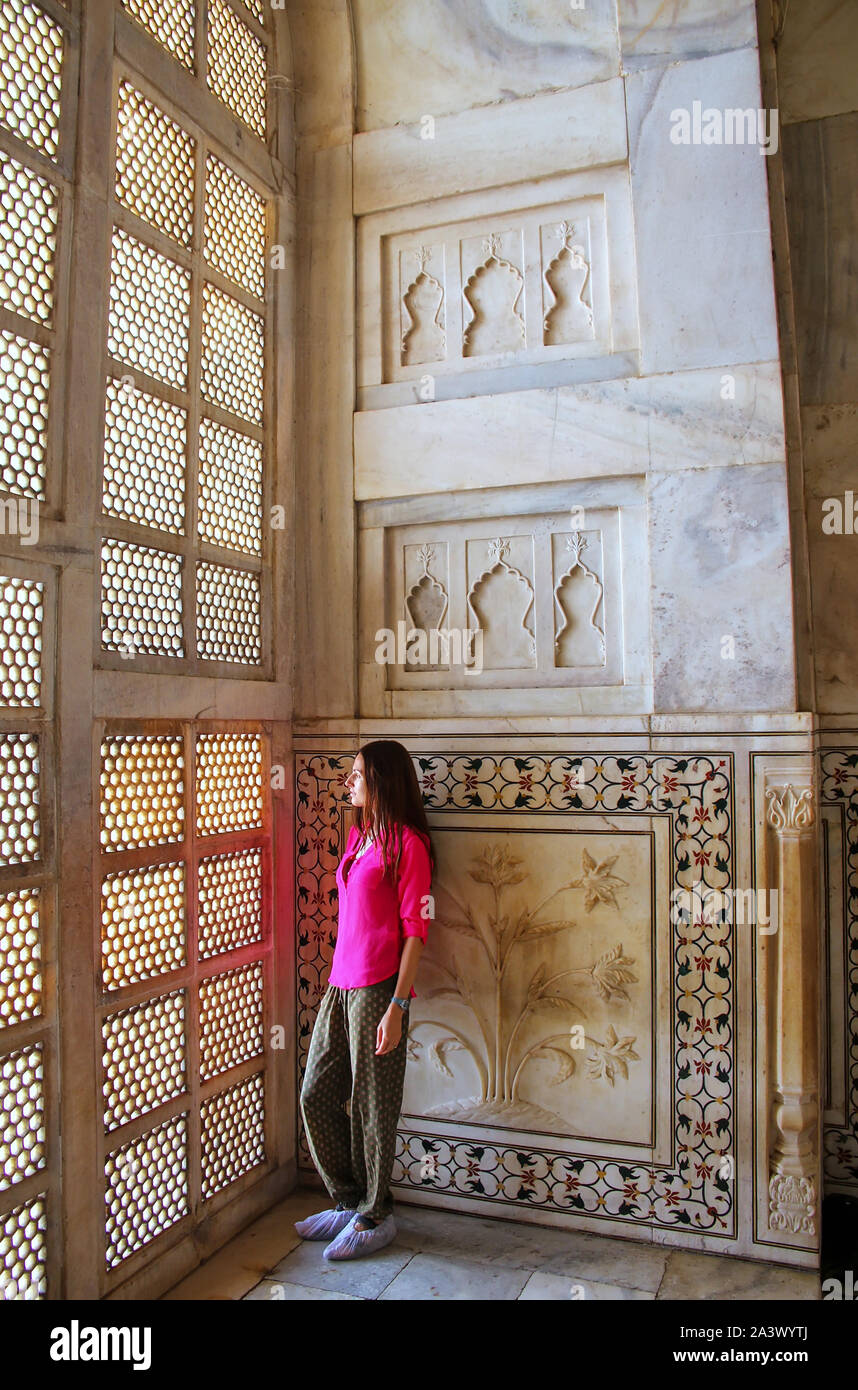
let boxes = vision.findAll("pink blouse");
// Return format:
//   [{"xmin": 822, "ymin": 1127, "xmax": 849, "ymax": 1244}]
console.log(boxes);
[{"xmin": 328, "ymin": 823, "xmax": 432, "ymax": 993}]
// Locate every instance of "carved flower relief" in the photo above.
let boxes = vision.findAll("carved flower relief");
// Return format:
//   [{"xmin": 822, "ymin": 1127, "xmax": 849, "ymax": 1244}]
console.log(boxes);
[
  {"xmin": 586, "ymin": 1025, "xmax": 641, "ymax": 1086},
  {"xmin": 406, "ymin": 843, "xmax": 641, "ymax": 1120},
  {"xmin": 467, "ymin": 843, "xmax": 527, "ymax": 889},
  {"xmin": 568, "ymin": 849, "xmax": 629, "ymax": 911},
  {"xmin": 590, "ymin": 942, "xmax": 637, "ymax": 1001}
]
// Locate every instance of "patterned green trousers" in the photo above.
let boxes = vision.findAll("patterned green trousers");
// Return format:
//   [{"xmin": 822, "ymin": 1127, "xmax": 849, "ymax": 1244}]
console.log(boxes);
[{"xmin": 300, "ymin": 972, "xmax": 409, "ymax": 1222}]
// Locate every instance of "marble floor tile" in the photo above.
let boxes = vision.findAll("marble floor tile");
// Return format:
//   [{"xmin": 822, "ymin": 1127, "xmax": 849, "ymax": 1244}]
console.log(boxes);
[
  {"xmin": 519, "ymin": 1270, "xmax": 655, "ymax": 1301},
  {"xmin": 378, "ymin": 1252, "xmax": 530, "ymax": 1301},
  {"xmin": 244, "ymin": 1277, "xmax": 362, "ymax": 1302},
  {"xmin": 161, "ymin": 1189, "xmax": 824, "ymax": 1302},
  {"xmin": 267, "ymin": 1237, "xmax": 413, "ymax": 1300},
  {"xmin": 393, "ymin": 1204, "xmax": 668, "ymax": 1292},
  {"xmin": 163, "ymin": 1189, "xmax": 329, "ymax": 1300},
  {"xmin": 658, "ymin": 1251, "xmax": 821, "ymax": 1301}
]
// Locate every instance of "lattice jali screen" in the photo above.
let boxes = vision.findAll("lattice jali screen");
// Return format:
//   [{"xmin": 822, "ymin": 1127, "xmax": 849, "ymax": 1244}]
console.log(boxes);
[
  {"xmin": 0, "ymin": 1191, "xmax": 46, "ymax": 1299},
  {"xmin": 121, "ymin": 0, "xmax": 195, "ymax": 73},
  {"xmin": 0, "ymin": 734, "xmax": 40, "ymax": 866},
  {"xmin": 203, "ymin": 153, "xmax": 266, "ymax": 299},
  {"xmin": 0, "ymin": 0, "xmax": 73, "ymax": 510},
  {"xmin": 100, "ymin": 538, "xmax": 185, "ymax": 657},
  {"xmin": 0, "ymin": 373, "xmax": 56, "ymax": 1301},
  {"xmin": 200, "ymin": 283, "xmax": 264, "ymax": 424},
  {"xmin": 0, "ymin": 152, "xmax": 59, "ymax": 324},
  {"xmin": 107, "ymin": 228, "xmax": 191, "ymax": 389},
  {"xmin": 198, "ymin": 420, "xmax": 263, "ymax": 554},
  {"xmin": 201, "ymin": 1070, "xmax": 264, "ymax": 1200},
  {"xmin": 206, "ymin": 0, "xmax": 267, "ymax": 140},
  {"xmin": 98, "ymin": 724, "xmax": 272, "ymax": 1285},
  {"xmin": 198, "ymin": 847, "xmax": 263, "ymax": 959},
  {"xmin": 121, "ymin": 0, "xmax": 270, "ymax": 139},
  {"xmin": 0, "ymin": 568, "xmax": 55, "ymax": 1300},
  {"xmin": 101, "ymin": 862, "xmax": 186, "ymax": 989},
  {"xmin": 0, "ymin": 576, "xmax": 43, "ymax": 706},
  {"xmin": 104, "ymin": 1112, "xmax": 188, "ymax": 1269},
  {"xmin": 199, "ymin": 960, "xmax": 264, "ymax": 1081},
  {"xmin": 115, "ymin": 80, "xmax": 195, "ymax": 247},
  {"xmin": 102, "ymin": 379, "xmax": 187, "ymax": 533},
  {"xmin": 0, "ymin": 890, "xmax": 42, "ymax": 1027},
  {"xmin": 196, "ymin": 563, "xmax": 261, "ymax": 663},
  {"xmin": 0, "ymin": 1, "xmax": 65, "ymax": 159},
  {"xmin": 101, "ymin": 62, "xmax": 271, "ymax": 675}
]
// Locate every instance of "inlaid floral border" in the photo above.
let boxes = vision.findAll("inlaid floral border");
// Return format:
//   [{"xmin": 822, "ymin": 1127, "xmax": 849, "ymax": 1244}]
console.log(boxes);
[
  {"xmin": 819, "ymin": 749, "xmax": 858, "ymax": 1194},
  {"xmin": 295, "ymin": 750, "xmax": 736, "ymax": 1235}
]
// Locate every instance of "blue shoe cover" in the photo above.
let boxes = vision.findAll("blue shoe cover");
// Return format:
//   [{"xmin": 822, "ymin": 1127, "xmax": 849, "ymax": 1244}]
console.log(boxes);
[
  {"xmin": 323, "ymin": 1213, "xmax": 397, "ymax": 1260},
  {"xmin": 294, "ymin": 1207, "xmax": 357, "ymax": 1240}
]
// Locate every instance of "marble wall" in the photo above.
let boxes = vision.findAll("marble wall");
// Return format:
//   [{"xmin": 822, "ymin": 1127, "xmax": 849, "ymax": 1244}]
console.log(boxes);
[
  {"xmin": 351, "ymin": 34, "xmax": 795, "ymax": 718},
  {"xmin": 774, "ymin": 0, "xmax": 858, "ymax": 1202},
  {"xmin": 295, "ymin": 725, "xmax": 818, "ymax": 1263},
  {"xmin": 285, "ymin": 0, "xmax": 825, "ymax": 1265}
]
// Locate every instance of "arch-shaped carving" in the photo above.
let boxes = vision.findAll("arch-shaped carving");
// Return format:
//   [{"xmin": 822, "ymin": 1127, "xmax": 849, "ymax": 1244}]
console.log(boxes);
[{"xmin": 463, "ymin": 233, "xmax": 525, "ymax": 358}]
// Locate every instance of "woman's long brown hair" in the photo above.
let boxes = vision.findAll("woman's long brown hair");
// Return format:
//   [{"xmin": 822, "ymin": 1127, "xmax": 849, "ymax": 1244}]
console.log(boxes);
[{"xmin": 352, "ymin": 739, "xmax": 433, "ymax": 881}]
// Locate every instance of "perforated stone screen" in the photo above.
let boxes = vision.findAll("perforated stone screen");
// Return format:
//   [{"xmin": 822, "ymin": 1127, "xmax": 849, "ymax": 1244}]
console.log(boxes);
[
  {"xmin": 207, "ymin": 0, "xmax": 267, "ymax": 140},
  {"xmin": 102, "ymin": 62, "xmax": 271, "ymax": 672},
  {"xmin": 121, "ymin": 0, "xmax": 195, "ymax": 72},
  {"xmin": 0, "ymin": 576, "xmax": 43, "ymax": 706},
  {"xmin": 98, "ymin": 726, "xmax": 271, "ymax": 1278},
  {"xmin": 0, "ymin": 1, "xmax": 65, "ymax": 159},
  {"xmin": 115, "ymin": 81, "xmax": 195, "ymax": 247}
]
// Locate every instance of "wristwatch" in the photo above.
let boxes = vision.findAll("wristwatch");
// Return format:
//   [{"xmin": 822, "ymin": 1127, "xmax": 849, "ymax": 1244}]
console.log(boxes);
[{"xmin": 391, "ymin": 995, "xmax": 410, "ymax": 1012}]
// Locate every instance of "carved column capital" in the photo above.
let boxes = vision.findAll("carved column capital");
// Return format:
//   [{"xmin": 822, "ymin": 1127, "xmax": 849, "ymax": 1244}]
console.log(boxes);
[
  {"xmin": 768, "ymin": 1173, "xmax": 816, "ymax": 1236},
  {"xmin": 765, "ymin": 783, "xmax": 814, "ymax": 835}
]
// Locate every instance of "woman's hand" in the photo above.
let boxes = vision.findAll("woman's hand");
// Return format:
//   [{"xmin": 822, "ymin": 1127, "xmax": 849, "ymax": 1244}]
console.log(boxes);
[{"xmin": 376, "ymin": 1003, "xmax": 403, "ymax": 1055}]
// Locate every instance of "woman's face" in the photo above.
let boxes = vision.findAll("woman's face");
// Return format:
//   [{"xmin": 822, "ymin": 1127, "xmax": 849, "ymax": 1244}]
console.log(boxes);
[{"xmin": 345, "ymin": 753, "xmax": 367, "ymax": 807}]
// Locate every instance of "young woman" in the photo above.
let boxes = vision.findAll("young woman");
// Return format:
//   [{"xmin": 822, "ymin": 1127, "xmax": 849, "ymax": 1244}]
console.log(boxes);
[{"xmin": 295, "ymin": 739, "xmax": 433, "ymax": 1259}]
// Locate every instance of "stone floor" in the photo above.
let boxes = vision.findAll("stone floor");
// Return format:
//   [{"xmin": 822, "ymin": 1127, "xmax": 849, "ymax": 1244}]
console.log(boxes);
[{"xmin": 162, "ymin": 1187, "xmax": 821, "ymax": 1301}]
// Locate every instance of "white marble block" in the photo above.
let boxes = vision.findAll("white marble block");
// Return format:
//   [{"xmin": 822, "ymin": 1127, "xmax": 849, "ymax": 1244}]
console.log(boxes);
[
  {"xmin": 648, "ymin": 462, "xmax": 796, "ymax": 712},
  {"xmin": 625, "ymin": 48, "xmax": 781, "ymax": 375}
]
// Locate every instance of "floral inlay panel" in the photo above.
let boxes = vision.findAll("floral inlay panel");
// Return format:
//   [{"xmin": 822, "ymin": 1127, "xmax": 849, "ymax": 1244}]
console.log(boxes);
[{"xmin": 296, "ymin": 750, "xmax": 735, "ymax": 1235}]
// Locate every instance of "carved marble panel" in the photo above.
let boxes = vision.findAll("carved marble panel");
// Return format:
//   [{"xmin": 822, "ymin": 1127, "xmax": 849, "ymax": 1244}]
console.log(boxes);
[
  {"xmin": 295, "ymin": 748, "xmax": 736, "ymax": 1242},
  {"xmin": 399, "ymin": 245, "xmax": 446, "ymax": 368},
  {"xmin": 541, "ymin": 219, "xmax": 595, "ymax": 347},
  {"xmin": 551, "ymin": 530, "xmax": 606, "ymax": 668},
  {"xmin": 357, "ymin": 480, "xmax": 649, "ymax": 716},
  {"xmin": 357, "ymin": 170, "xmax": 637, "ymax": 394},
  {"xmin": 465, "ymin": 535, "xmax": 535, "ymax": 670},
  {"xmin": 461, "ymin": 230, "xmax": 526, "ymax": 358},
  {"xmin": 363, "ymin": 501, "xmax": 627, "ymax": 698},
  {"xmin": 403, "ymin": 541, "xmax": 450, "ymax": 671},
  {"xmin": 403, "ymin": 818, "xmax": 666, "ymax": 1155}
]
